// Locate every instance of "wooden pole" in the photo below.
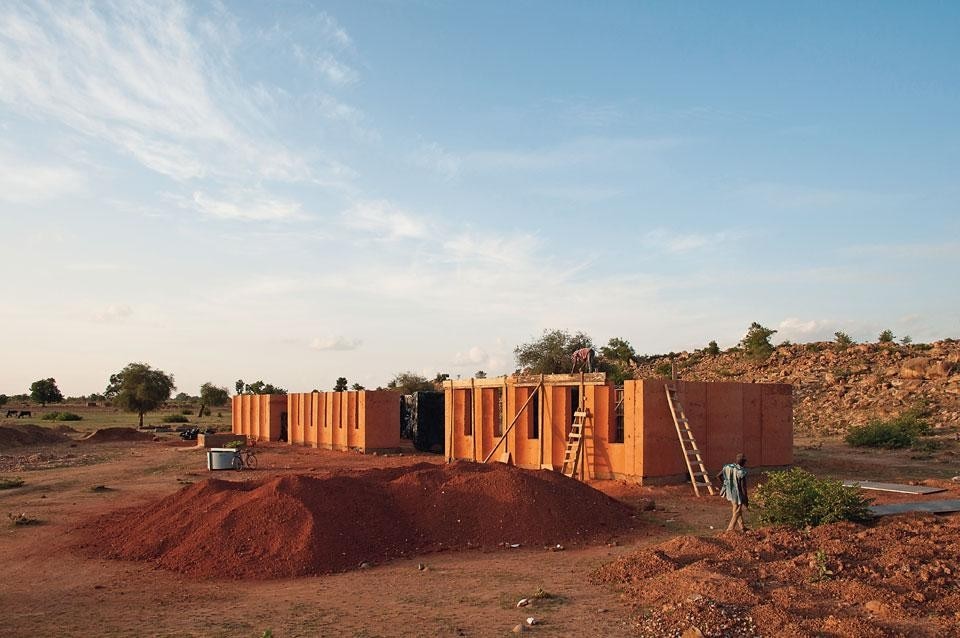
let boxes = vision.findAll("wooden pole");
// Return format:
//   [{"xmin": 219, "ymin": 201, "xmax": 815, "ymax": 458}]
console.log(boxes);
[
  {"xmin": 445, "ymin": 382, "xmax": 453, "ymax": 463},
  {"xmin": 482, "ymin": 381, "xmax": 542, "ymax": 463},
  {"xmin": 471, "ymin": 379, "xmax": 477, "ymax": 462},
  {"xmin": 538, "ymin": 374, "xmax": 544, "ymax": 467}
]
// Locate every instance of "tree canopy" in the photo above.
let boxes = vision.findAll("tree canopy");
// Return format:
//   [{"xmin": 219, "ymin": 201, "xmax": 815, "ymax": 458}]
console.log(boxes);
[
  {"xmin": 240, "ymin": 380, "xmax": 287, "ymax": 395},
  {"xmin": 0, "ymin": 394, "xmax": 7, "ymax": 408},
  {"xmin": 29, "ymin": 378, "xmax": 64, "ymax": 406},
  {"xmin": 386, "ymin": 371, "xmax": 435, "ymax": 394},
  {"xmin": 740, "ymin": 322, "xmax": 777, "ymax": 358},
  {"xmin": 199, "ymin": 382, "xmax": 230, "ymax": 417},
  {"xmin": 514, "ymin": 329, "xmax": 593, "ymax": 374},
  {"xmin": 333, "ymin": 377, "xmax": 348, "ymax": 392},
  {"xmin": 108, "ymin": 363, "xmax": 176, "ymax": 428}
]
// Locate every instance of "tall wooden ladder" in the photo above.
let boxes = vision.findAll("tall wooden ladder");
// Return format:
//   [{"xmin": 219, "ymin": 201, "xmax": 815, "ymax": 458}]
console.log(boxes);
[
  {"xmin": 560, "ymin": 408, "xmax": 588, "ymax": 478},
  {"xmin": 665, "ymin": 384, "xmax": 715, "ymax": 497}
]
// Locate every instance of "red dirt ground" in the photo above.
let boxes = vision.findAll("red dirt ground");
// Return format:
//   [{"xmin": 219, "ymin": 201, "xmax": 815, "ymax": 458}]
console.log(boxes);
[
  {"xmin": 0, "ymin": 423, "xmax": 69, "ymax": 447},
  {"xmin": 596, "ymin": 513, "xmax": 960, "ymax": 637},
  {"xmin": 78, "ymin": 427, "xmax": 156, "ymax": 443},
  {"xmin": 77, "ymin": 461, "xmax": 639, "ymax": 579}
]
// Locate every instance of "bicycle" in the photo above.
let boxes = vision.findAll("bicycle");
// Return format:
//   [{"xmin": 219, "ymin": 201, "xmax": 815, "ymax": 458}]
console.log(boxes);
[{"xmin": 231, "ymin": 443, "xmax": 258, "ymax": 470}]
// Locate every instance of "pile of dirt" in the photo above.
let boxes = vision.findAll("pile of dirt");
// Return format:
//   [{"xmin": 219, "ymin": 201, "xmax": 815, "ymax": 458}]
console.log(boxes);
[
  {"xmin": 0, "ymin": 424, "xmax": 69, "ymax": 448},
  {"xmin": 77, "ymin": 461, "xmax": 638, "ymax": 579},
  {"xmin": 79, "ymin": 427, "xmax": 155, "ymax": 443},
  {"xmin": 633, "ymin": 340, "xmax": 960, "ymax": 433},
  {"xmin": 595, "ymin": 513, "xmax": 960, "ymax": 637}
]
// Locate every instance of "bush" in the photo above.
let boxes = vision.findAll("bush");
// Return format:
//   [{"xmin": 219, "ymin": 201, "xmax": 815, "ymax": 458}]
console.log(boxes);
[
  {"xmin": 754, "ymin": 468, "xmax": 873, "ymax": 528},
  {"xmin": 162, "ymin": 414, "xmax": 190, "ymax": 423},
  {"xmin": 845, "ymin": 411, "xmax": 930, "ymax": 449},
  {"xmin": 40, "ymin": 412, "xmax": 82, "ymax": 421},
  {"xmin": 878, "ymin": 329, "xmax": 895, "ymax": 344},
  {"xmin": 654, "ymin": 361, "xmax": 673, "ymax": 378},
  {"xmin": 834, "ymin": 331, "xmax": 853, "ymax": 348},
  {"xmin": 740, "ymin": 322, "xmax": 777, "ymax": 358}
]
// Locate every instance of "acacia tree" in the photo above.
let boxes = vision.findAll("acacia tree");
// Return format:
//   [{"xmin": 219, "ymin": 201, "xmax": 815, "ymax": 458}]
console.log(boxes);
[
  {"xmin": 350, "ymin": 382, "xmax": 365, "ymax": 391},
  {"xmin": 242, "ymin": 380, "xmax": 287, "ymax": 395},
  {"xmin": 514, "ymin": 329, "xmax": 593, "ymax": 374},
  {"xmin": 199, "ymin": 382, "xmax": 230, "ymax": 418},
  {"xmin": 107, "ymin": 363, "xmax": 176, "ymax": 428},
  {"xmin": 30, "ymin": 378, "xmax": 64, "ymax": 407},
  {"xmin": 599, "ymin": 337, "xmax": 637, "ymax": 383},
  {"xmin": 386, "ymin": 372, "xmax": 434, "ymax": 394}
]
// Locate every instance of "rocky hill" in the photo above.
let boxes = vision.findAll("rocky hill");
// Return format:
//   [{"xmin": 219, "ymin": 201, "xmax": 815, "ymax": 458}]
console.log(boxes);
[{"xmin": 632, "ymin": 340, "xmax": 960, "ymax": 434}]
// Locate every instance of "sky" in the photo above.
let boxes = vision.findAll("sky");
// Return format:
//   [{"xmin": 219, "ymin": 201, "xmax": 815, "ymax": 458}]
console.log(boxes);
[{"xmin": 1, "ymin": 1, "xmax": 958, "ymax": 397}]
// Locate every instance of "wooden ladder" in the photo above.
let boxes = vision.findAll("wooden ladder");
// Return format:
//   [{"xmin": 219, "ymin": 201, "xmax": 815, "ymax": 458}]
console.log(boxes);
[
  {"xmin": 665, "ymin": 384, "xmax": 715, "ymax": 497},
  {"xmin": 560, "ymin": 409, "xmax": 588, "ymax": 478}
]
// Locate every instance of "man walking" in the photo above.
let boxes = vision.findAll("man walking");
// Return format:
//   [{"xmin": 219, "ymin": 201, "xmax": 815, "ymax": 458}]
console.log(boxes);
[{"xmin": 717, "ymin": 453, "xmax": 749, "ymax": 531}]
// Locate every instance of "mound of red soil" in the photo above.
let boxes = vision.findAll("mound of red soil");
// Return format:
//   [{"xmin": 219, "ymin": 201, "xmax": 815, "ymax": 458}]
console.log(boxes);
[
  {"xmin": 0, "ymin": 424, "xmax": 69, "ymax": 448},
  {"xmin": 595, "ymin": 513, "xmax": 960, "ymax": 636},
  {"xmin": 77, "ymin": 461, "xmax": 637, "ymax": 579},
  {"xmin": 79, "ymin": 427, "xmax": 155, "ymax": 443}
]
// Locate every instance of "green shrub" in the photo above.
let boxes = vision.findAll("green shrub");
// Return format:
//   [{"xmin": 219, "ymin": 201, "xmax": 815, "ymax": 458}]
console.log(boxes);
[
  {"xmin": 834, "ymin": 331, "xmax": 853, "ymax": 348},
  {"xmin": 706, "ymin": 340, "xmax": 720, "ymax": 356},
  {"xmin": 740, "ymin": 322, "xmax": 777, "ymax": 358},
  {"xmin": 40, "ymin": 411, "xmax": 82, "ymax": 421},
  {"xmin": 845, "ymin": 411, "xmax": 930, "ymax": 449},
  {"xmin": 754, "ymin": 468, "xmax": 873, "ymax": 528},
  {"xmin": 878, "ymin": 329, "xmax": 895, "ymax": 344},
  {"xmin": 161, "ymin": 414, "xmax": 190, "ymax": 423},
  {"xmin": 654, "ymin": 361, "xmax": 672, "ymax": 378}
]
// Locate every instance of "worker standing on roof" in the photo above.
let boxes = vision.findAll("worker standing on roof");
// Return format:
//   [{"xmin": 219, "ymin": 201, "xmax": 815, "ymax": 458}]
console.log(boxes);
[
  {"xmin": 717, "ymin": 453, "xmax": 749, "ymax": 531},
  {"xmin": 570, "ymin": 347, "xmax": 596, "ymax": 373}
]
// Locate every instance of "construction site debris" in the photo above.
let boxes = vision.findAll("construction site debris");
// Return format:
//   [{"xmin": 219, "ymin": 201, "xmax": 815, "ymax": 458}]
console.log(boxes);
[{"xmin": 76, "ymin": 461, "xmax": 637, "ymax": 579}]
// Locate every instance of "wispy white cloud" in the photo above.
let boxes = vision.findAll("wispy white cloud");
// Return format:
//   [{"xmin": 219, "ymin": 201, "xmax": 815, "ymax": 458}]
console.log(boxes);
[
  {"xmin": 0, "ymin": 1, "xmax": 327, "ymax": 184},
  {"xmin": 0, "ymin": 150, "xmax": 85, "ymax": 203},
  {"xmin": 341, "ymin": 200, "xmax": 427, "ymax": 240},
  {"xmin": 310, "ymin": 335, "xmax": 362, "ymax": 351},
  {"xmin": 641, "ymin": 228, "xmax": 746, "ymax": 254},
  {"xmin": 409, "ymin": 142, "xmax": 462, "ymax": 180},
  {"xmin": 453, "ymin": 346, "xmax": 489, "ymax": 366},
  {"xmin": 188, "ymin": 189, "xmax": 307, "ymax": 221},
  {"xmin": 92, "ymin": 304, "xmax": 133, "ymax": 322}
]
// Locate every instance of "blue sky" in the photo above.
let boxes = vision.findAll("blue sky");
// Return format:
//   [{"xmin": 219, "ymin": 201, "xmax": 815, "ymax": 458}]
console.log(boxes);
[{"xmin": 1, "ymin": 1, "xmax": 957, "ymax": 396}]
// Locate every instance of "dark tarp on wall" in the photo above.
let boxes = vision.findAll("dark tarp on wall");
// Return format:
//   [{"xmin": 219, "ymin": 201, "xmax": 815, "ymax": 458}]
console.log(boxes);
[{"xmin": 400, "ymin": 391, "xmax": 444, "ymax": 453}]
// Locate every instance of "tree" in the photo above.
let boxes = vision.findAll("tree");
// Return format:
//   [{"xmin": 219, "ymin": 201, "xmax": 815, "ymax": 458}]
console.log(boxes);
[
  {"xmin": 433, "ymin": 372, "xmax": 450, "ymax": 384},
  {"xmin": 706, "ymin": 340, "xmax": 721, "ymax": 356},
  {"xmin": 350, "ymin": 382, "xmax": 365, "ymax": 391},
  {"xmin": 878, "ymin": 329, "xmax": 895, "ymax": 344},
  {"xmin": 108, "ymin": 363, "xmax": 176, "ymax": 428},
  {"xmin": 199, "ymin": 382, "xmax": 230, "ymax": 418},
  {"xmin": 386, "ymin": 371, "xmax": 434, "ymax": 394},
  {"xmin": 598, "ymin": 337, "xmax": 637, "ymax": 384},
  {"xmin": 235, "ymin": 379, "xmax": 244, "ymax": 395},
  {"xmin": 0, "ymin": 394, "xmax": 7, "ymax": 409},
  {"xmin": 834, "ymin": 331, "xmax": 854, "ymax": 348},
  {"xmin": 514, "ymin": 329, "xmax": 593, "ymax": 374},
  {"xmin": 243, "ymin": 380, "xmax": 286, "ymax": 395},
  {"xmin": 333, "ymin": 377, "xmax": 349, "ymax": 392},
  {"xmin": 29, "ymin": 378, "xmax": 64, "ymax": 407},
  {"xmin": 475, "ymin": 370, "xmax": 487, "ymax": 379},
  {"xmin": 900, "ymin": 335, "xmax": 913, "ymax": 346},
  {"xmin": 739, "ymin": 322, "xmax": 777, "ymax": 359}
]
